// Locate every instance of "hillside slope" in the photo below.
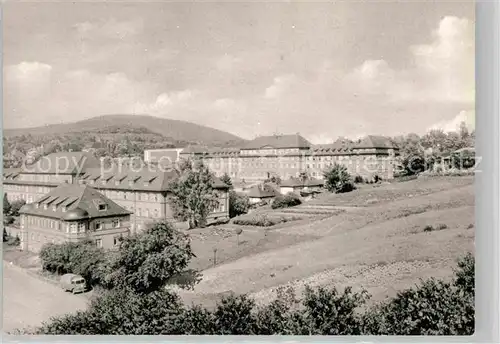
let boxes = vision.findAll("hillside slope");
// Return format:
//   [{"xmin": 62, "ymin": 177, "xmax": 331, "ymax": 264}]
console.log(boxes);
[{"xmin": 4, "ymin": 114, "xmax": 245, "ymax": 147}]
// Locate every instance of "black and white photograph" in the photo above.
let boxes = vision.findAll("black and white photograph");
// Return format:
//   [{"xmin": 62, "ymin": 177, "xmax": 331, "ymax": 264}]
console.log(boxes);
[{"xmin": 2, "ymin": 1, "xmax": 476, "ymax": 336}]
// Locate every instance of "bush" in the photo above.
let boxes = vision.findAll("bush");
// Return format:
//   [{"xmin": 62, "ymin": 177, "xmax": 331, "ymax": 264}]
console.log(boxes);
[
  {"xmin": 423, "ymin": 223, "xmax": 447, "ymax": 232},
  {"xmin": 272, "ymin": 193, "xmax": 302, "ymax": 209},
  {"xmin": 6, "ymin": 234, "xmax": 20, "ymax": 247},
  {"xmin": 39, "ymin": 240, "xmax": 107, "ymax": 287},
  {"xmin": 229, "ymin": 191, "xmax": 250, "ymax": 218},
  {"xmin": 323, "ymin": 164, "xmax": 356, "ymax": 194},
  {"xmin": 232, "ymin": 214, "xmax": 301, "ymax": 227},
  {"xmin": 10, "ymin": 199, "xmax": 26, "ymax": 217},
  {"xmin": 25, "ymin": 253, "xmax": 475, "ymax": 336},
  {"xmin": 354, "ymin": 175, "xmax": 364, "ymax": 184},
  {"xmin": 3, "ymin": 215, "xmax": 15, "ymax": 226}
]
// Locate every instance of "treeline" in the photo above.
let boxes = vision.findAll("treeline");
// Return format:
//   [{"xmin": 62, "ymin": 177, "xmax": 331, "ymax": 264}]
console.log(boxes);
[{"xmin": 16, "ymin": 220, "xmax": 474, "ymax": 335}]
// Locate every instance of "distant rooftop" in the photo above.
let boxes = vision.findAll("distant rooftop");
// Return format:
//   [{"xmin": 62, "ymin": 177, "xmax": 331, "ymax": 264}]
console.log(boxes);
[
  {"xmin": 243, "ymin": 134, "xmax": 312, "ymax": 150},
  {"xmin": 21, "ymin": 151, "xmax": 101, "ymax": 174}
]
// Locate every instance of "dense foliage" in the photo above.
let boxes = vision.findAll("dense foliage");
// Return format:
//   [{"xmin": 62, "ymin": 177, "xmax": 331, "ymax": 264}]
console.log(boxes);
[
  {"xmin": 272, "ymin": 192, "xmax": 302, "ymax": 209},
  {"xmin": 323, "ymin": 164, "xmax": 356, "ymax": 193},
  {"xmin": 232, "ymin": 213, "xmax": 301, "ymax": 227},
  {"xmin": 29, "ymin": 253, "xmax": 474, "ymax": 335},
  {"xmin": 228, "ymin": 191, "xmax": 250, "ymax": 218},
  {"xmin": 168, "ymin": 160, "xmax": 221, "ymax": 229},
  {"xmin": 38, "ymin": 221, "xmax": 198, "ymax": 292},
  {"xmin": 39, "ymin": 240, "xmax": 107, "ymax": 287},
  {"xmin": 103, "ymin": 221, "xmax": 198, "ymax": 293}
]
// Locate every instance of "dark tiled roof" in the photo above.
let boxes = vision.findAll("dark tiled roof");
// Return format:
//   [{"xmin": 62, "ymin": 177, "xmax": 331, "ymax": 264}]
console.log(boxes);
[
  {"xmin": 3, "ymin": 168, "xmax": 21, "ymax": 180},
  {"xmin": 243, "ymin": 134, "xmax": 312, "ymax": 150},
  {"xmin": 79, "ymin": 165, "xmax": 228, "ymax": 191},
  {"xmin": 280, "ymin": 177, "xmax": 324, "ymax": 187},
  {"xmin": 21, "ymin": 152, "xmax": 101, "ymax": 174},
  {"xmin": 246, "ymin": 184, "xmax": 279, "ymax": 198},
  {"xmin": 354, "ymin": 135, "xmax": 398, "ymax": 149},
  {"xmin": 19, "ymin": 184, "xmax": 131, "ymax": 221},
  {"xmin": 146, "ymin": 149, "xmax": 181, "ymax": 163}
]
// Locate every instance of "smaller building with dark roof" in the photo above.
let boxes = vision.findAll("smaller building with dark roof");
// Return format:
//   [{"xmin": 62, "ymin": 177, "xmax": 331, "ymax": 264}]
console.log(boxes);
[
  {"xmin": 17, "ymin": 184, "xmax": 132, "ymax": 253},
  {"xmin": 245, "ymin": 184, "xmax": 280, "ymax": 205}
]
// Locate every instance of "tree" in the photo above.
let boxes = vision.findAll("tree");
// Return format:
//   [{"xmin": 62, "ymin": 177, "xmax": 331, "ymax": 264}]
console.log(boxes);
[
  {"xmin": 103, "ymin": 221, "xmax": 198, "ymax": 294},
  {"xmin": 21, "ymin": 253, "xmax": 475, "ymax": 336},
  {"xmin": 3, "ymin": 193, "xmax": 11, "ymax": 215},
  {"xmin": 220, "ymin": 173, "xmax": 232, "ymax": 188},
  {"xmin": 10, "ymin": 199, "xmax": 26, "ymax": 217},
  {"xmin": 272, "ymin": 192, "xmax": 302, "ymax": 209},
  {"xmin": 35, "ymin": 288, "xmax": 185, "ymax": 335},
  {"xmin": 228, "ymin": 191, "xmax": 250, "ymax": 218},
  {"xmin": 323, "ymin": 164, "xmax": 356, "ymax": 193},
  {"xmin": 396, "ymin": 134, "xmax": 426, "ymax": 176},
  {"xmin": 168, "ymin": 160, "xmax": 220, "ymax": 229},
  {"xmin": 39, "ymin": 240, "xmax": 107, "ymax": 287}
]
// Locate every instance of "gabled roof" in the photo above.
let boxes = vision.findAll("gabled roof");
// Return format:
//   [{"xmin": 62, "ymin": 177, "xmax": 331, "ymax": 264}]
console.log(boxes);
[
  {"xmin": 280, "ymin": 177, "xmax": 324, "ymax": 187},
  {"xmin": 245, "ymin": 184, "xmax": 279, "ymax": 198},
  {"xmin": 243, "ymin": 134, "xmax": 312, "ymax": 150},
  {"xmin": 19, "ymin": 184, "xmax": 132, "ymax": 221},
  {"xmin": 21, "ymin": 152, "xmax": 101, "ymax": 174},
  {"xmin": 79, "ymin": 165, "xmax": 228, "ymax": 191},
  {"xmin": 354, "ymin": 135, "xmax": 398, "ymax": 149}
]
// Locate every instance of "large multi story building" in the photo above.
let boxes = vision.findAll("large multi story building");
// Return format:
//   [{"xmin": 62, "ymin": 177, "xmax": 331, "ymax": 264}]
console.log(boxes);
[
  {"xmin": 3, "ymin": 151, "xmax": 230, "ymax": 232},
  {"xmin": 178, "ymin": 134, "xmax": 399, "ymax": 182},
  {"xmin": 13, "ymin": 184, "xmax": 132, "ymax": 253}
]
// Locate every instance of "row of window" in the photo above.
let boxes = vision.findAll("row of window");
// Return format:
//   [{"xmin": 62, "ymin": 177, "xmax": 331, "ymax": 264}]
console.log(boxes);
[
  {"xmin": 99, "ymin": 190, "xmax": 162, "ymax": 202},
  {"xmin": 22, "ymin": 216, "xmax": 122, "ymax": 232},
  {"xmin": 19, "ymin": 174, "xmax": 71, "ymax": 183}
]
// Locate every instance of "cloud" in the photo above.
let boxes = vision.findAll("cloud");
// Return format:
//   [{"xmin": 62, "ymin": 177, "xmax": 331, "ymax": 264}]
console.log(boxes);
[
  {"xmin": 134, "ymin": 90, "xmax": 196, "ymax": 114},
  {"xmin": 264, "ymin": 74, "xmax": 297, "ymax": 99},
  {"xmin": 248, "ymin": 16, "xmax": 475, "ymax": 140},
  {"xmin": 73, "ymin": 18, "xmax": 144, "ymax": 40},
  {"xmin": 4, "ymin": 14, "xmax": 474, "ymax": 143},
  {"xmin": 428, "ymin": 109, "xmax": 475, "ymax": 133},
  {"xmin": 346, "ymin": 16, "xmax": 474, "ymax": 104}
]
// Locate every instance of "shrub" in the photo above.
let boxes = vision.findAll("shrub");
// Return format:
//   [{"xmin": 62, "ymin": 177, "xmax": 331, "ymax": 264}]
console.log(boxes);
[
  {"xmin": 423, "ymin": 223, "xmax": 447, "ymax": 232},
  {"xmin": 229, "ymin": 191, "xmax": 250, "ymax": 218},
  {"xmin": 362, "ymin": 278, "xmax": 473, "ymax": 335},
  {"xmin": 6, "ymin": 234, "xmax": 20, "ymax": 247},
  {"xmin": 3, "ymin": 215, "xmax": 15, "ymax": 226},
  {"xmin": 10, "ymin": 199, "xmax": 26, "ymax": 217},
  {"xmin": 25, "ymin": 253, "xmax": 475, "ymax": 336},
  {"xmin": 3, "ymin": 193, "xmax": 11, "ymax": 215},
  {"xmin": 272, "ymin": 193, "xmax": 301, "ymax": 209},
  {"xmin": 354, "ymin": 175, "xmax": 364, "ymax": 184},
  {"xmin": 323, "ymin": 164, "xmax": 356, "ymax": 194},
  {"xmin": 232, "ymin": 214, "xmax": 301, "ymax": 227},
  {"xmin": 39, "ymin": 240, "xmax": 107, "ymax": 287}
]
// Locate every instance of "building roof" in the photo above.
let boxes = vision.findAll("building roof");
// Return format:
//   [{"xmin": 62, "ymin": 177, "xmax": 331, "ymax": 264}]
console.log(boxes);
[
  {"xmin": 79, "ymin": 165, "xmax": 228, "ymax": 192},
  {"xmin": 145, "ymin": 149, "xmax": 181, "ymax": 164},
  {"xmin": 19, "ymin": 184, "xmax": 132, "ymax": 221},
  {"xmin": 243, "ymin": 134, "xmax": 312, "ymax": 150},
  {"xmin": 280, "ymin": 177, "xmax": 324, "ymax": 187},
  {"xmin": 245, "ymin": 184, "xmax": 279, "ymax": 198},
  {"xmin": 354, "ymin": 135, "xmax": 398, "ymax": 149},
  {"xmin": 21, "ymin": 152, "xmax": 101, "ymax": 174}
]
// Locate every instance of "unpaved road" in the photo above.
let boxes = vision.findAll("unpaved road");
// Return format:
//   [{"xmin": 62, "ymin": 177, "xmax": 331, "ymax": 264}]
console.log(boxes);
[{"xmin": 2, "ymin": 262, "xmax": 88, "ymax": 333}]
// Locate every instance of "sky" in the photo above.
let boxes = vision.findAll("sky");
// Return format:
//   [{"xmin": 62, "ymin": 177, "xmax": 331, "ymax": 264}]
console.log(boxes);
[{"xmin": 3, "ymin": 1, "xmax": 475, "ymax": 143}]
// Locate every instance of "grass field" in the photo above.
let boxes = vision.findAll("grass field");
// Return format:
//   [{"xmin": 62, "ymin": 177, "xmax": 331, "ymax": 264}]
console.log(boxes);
[{"xmin": 178, "ymin": 176, "xmax": 475, "ymax": 308}]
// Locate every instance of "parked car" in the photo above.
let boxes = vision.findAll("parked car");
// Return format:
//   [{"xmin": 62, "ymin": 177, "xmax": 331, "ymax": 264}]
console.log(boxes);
[{"xmin": 60, "ymin": 273, "xmax": 87, "ymax": 294}]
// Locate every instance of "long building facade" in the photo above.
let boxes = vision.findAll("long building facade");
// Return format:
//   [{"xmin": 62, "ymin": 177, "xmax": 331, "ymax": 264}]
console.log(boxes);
[
  {"xmin": 174, "ymin": 134, "xmax": 399, "ymax": 183},
  {"xmin": 3, "ymin": 152, "xmax": 230, "ymax": 233}
]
